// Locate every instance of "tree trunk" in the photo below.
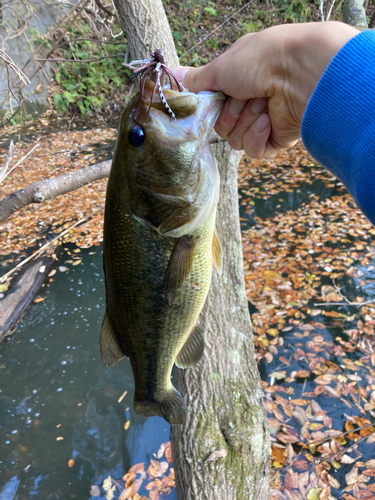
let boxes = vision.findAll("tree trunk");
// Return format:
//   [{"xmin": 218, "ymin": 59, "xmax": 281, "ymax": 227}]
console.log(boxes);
[
  {"xmin": 111, "ymin": 0, "xmax": 270, "ymax": 497},
  {"xmin": 112, "ymin": 0, "xmax": 179, "ymax": 68},
  {"xmin": 171, "ymin": 142, "xmax": 270, "ymax": 499},
  {"xmin": 342, "ymin": 0, "xmax": 368, "ymax": 30}
]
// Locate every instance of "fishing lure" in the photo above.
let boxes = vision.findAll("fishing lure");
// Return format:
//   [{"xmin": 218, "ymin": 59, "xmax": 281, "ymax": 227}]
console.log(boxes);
[{"xmin": 128, "ymin": 49, "xmax": 185, "ymax": 121}]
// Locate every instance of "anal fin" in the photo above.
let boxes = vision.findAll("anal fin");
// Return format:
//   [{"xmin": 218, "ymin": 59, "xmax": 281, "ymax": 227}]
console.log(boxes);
[
  {"xmin": 175, "ymin": 323, "xmax": 204, "ymax": 368},
  {"xmin": 212, "ymin": 229, "xmax": 223, "ymax": 275},
  {"xmin": 100, "ymin": 312, "xmax": 125, "ymax": 367},
  {"xmin": 164, "ymin": 235, "xmax": 200, "ymax": 292}
]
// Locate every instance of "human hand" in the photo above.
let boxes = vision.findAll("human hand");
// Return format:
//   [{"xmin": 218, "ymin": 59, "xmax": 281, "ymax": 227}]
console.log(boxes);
[{"xmin": 174, "ymin": 22, "xmax": 358, "ymax": 158}]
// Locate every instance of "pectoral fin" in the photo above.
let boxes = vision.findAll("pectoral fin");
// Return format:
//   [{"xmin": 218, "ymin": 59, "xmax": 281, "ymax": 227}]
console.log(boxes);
[
  {"xmin": 164, "ymin": 235, "xmax": 200, "ymax": 292},
  {"xmin": 175, "ymin": 323, "xmax": 205, "ymax": 368},
  {"xmin": 100, "ymin": 312, "xmax": 126, "ymax": 367},
  {"xmin": 212, "ymin": 229, "xmax": 223, "ymax": 275}
]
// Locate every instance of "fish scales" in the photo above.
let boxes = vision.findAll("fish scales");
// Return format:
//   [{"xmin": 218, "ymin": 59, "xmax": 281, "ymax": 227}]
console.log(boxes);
[{"xmin": 101, "ymin": 81, "xmax": 225, "ymax": 425}]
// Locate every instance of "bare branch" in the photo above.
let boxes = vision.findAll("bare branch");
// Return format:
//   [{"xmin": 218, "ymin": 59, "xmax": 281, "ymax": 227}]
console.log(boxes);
[
  {"xmin": 0, "ymin": 213, "xmax": 97, "ymax": 283},
  {"xmin": 0, "ymin": 159, "xmax": 111, "ymax": 223},
  {"xmin": 2, "ymin": 142, "xmax": 40, "ymax": 182},
  {"xmin": 94, "ymin": 0, "xmax": 115, "ymax": 18},
  {"xmin": 35, "ymin": 53, "xmax": 126, "ymax": 63},
  {"xmin": 0, "ymin": 141, "xmax": 14, "ymax": 183},
  {"xmin": 56, "ymin": 37, "xmax": 127, "ymax": 47}
]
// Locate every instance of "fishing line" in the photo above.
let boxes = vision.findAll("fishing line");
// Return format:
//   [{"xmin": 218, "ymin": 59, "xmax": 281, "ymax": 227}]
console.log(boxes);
[{"xmin": 179, "ymin": 0, "xmax": 256, "ymax": 60}]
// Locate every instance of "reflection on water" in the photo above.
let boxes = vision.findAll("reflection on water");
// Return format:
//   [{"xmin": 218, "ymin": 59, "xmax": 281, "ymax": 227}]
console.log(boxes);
[{"xmin": 0, "ymin": 248, "xmax": 173, "ymax": 500}]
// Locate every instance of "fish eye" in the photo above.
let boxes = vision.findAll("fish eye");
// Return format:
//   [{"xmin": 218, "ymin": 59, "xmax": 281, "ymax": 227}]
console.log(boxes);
[{"xmin": 128, "ymin": 125, "xmax": 145, "ymax": 147}]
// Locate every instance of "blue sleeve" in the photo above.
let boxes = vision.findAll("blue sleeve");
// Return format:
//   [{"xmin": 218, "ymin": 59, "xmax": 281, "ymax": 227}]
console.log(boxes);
[{"xmin": 301, "ymin": 30, "xmax": 375, "ymax": 225}]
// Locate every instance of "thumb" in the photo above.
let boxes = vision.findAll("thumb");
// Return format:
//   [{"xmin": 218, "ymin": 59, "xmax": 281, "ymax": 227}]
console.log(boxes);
[{"xmin": 173, "ymin": 64, "xmax": 218, "ymax": 94}]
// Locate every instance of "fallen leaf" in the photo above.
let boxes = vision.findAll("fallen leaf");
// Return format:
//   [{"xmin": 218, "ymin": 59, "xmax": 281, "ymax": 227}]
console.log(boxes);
[
  {"xmin": 90, "ymin": 485, "xmax": 101, "ymax": 496},
  {"xmin": 118, "ymin": 390, "xmax": 127, "ymax": 403}
]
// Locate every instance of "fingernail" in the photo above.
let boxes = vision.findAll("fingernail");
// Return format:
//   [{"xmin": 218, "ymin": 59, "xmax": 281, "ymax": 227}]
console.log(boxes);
[
  {"xmin": 227, "ymin": 99, "xmax": 246, "ymax": 117},
  {"xmin": 253, "ymin": 114, "xmax": 269, "ymax": 133},
  {"xmin": 251, "ymin": 98, "xmax": 268, "ymax": 115}
]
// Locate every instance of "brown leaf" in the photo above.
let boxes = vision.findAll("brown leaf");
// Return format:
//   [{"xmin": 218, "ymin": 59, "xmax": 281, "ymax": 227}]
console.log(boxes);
[
  {"xmin": 295, "ymin": 370, "xmax": 310, "ymax": 378},
  {"xmin": 275, "ymin": 433, "xmax": 300, "ymax": 444}
]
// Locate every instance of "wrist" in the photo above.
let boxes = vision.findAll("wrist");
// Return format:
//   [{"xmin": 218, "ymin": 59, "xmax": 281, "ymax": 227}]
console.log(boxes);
[{"xmin": 285, "ymin": 22, "xmax": 359, "ymax": 121}]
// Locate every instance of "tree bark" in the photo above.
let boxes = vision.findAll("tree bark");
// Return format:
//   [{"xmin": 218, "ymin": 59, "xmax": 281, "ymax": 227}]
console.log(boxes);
[
  {"xmin": 113, "ymin": 0, "xmax": 270, "ymax": 498},
  {"xmin": 343, "ymin": 0, "xmax": 368, "ymax": 30},
  {"xmin": 112, "ymin": 0, "xmax": 179, "ymax": 69}
]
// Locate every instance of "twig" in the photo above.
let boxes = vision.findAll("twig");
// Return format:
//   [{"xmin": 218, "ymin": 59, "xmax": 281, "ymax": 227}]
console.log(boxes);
[
  {"xmin": 325, "ymin": 0, "xmax": 336, "ymax": 21},
  {"xmin": 320, "ymin": 0, "xmax": 325, "ymax": 20},
  {"xmin": 35, "ymin": 53, "xmax": 126, "ymax": 63},
  {"xmin": 0, "ymin": 213, "xmax": 97, "ymax": 283},
  {"xmin": 314, "ymin": 300, "xmax": 375, "ymax": 306},
  {"xmin": 179, "ymin": 0, "xmax": 255, "ymax": 59},
  {"xmin": 0, "ymin": 50, "xmax": 30, "ymax": 86},
  {"xmin": 56, "ymin": 37, "xmax": 127, "ymax": 47},
  {"xmin": 0, "ymin": 140, "xmax": 14, "ymax": 182},
  {"xmin": 314, "ymin": 277, "xmax": 374, "ymax": 306},
  {"xmin": 94, "ymin": 0, "xmax": 114, "ymax": 17},
  {"xmin": 1, "ymin": 142, "xmax": 40, "ymax": 182},
  {"xmin": 314, "ymin": 428, "xmax": 375, "ymax": 464}
]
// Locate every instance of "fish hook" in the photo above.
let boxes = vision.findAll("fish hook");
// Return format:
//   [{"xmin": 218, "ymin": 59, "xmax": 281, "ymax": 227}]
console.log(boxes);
[{"xmin": 128, "ymin": 49, "xmax": 185, "ymax": 121}]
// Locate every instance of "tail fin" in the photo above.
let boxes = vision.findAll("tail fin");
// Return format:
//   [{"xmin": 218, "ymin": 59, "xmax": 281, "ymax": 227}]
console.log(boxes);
[{"xmin": 134, "ymin": 387, "xmax": 187, "ymax": 425}]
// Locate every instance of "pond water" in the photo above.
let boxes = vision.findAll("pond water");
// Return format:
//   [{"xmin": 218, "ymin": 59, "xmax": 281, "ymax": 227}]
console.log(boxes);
[
  {"xmin": 0, "ymin": 248, "xmax": 175, "ymax": 500},
  {"xmin": 2, "ymin": 139, "xmax": 375, "ymax": 498}
]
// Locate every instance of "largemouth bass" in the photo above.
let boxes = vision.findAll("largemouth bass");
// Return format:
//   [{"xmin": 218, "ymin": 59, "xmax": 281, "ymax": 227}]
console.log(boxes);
[{"xmin": 101, "ymin": 80, "xmax": 225, "ymax": 425}]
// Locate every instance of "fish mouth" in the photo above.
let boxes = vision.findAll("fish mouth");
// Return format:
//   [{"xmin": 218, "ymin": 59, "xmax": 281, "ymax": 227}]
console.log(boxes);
[{"xmin": 139, "ymin": 79, "xmax": 226, "ymax": 123}]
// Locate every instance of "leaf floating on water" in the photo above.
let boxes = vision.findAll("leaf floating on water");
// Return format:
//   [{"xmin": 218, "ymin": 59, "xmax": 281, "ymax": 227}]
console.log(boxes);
[
  {"xmin": 148, "ymin": 459, "xmax": 169, "ymax": 477},
  {"xmin": 119, "ymin": 478, "xmax": 143, "ymax": 499},
  {"xmin": 157, "ymin": 443, "xmax": 165, "ymax": 459},
  {"xmin": 306, "ymin": 488, "xmax": 322, "ymax": 500},
  {"xmin": 295, "ymin": 370, "xmax": 310, "ymax": 378},
  {"xmin": 72, "ymin": 259, "xmax": 82, "ymax": 266},
  {"xmin": 56, "ymin": 436, "xmax": 64, "ymax": 441},
  {"xmin": 128, "ymin": 462, "xmax": 144, "ymax": 474},
  {"xmin": 59, "ymin": 266, "xmax": 68, "ymax": 272},
  {"xmin": 164, "ymin": 442, "xmax": 173, "ymax": 463},
  {"xmin": 68, "ymin": 459, "xmax": 74, "ymax": 467},
  {"xmin": 90, "ymin": 485, "xmax": 101, "ymax": 497},
  {"xmin": 48, "ymin": 269, "xmax": 56, "ymax": 277},
  {"xmin": 103, "ymin": 476, "xmax": 116, "ymax": 500},
  {"xmin": 33, "ymin": 297, "xmax": 45, "ymax": 303},
  {"xmin": 205, "ymin": 448, "xmax": 228, "ymax": 463},
  {"xmin": 118, "ymin": 390, "xmax": 127, "ymax": 403},
  {"xmin": 124, "ymin": 420, "xmax": 130, "ymax": 430},
  {"xmin": 0, "ymin": 283, "xmax": 10, "ymax": 293}
]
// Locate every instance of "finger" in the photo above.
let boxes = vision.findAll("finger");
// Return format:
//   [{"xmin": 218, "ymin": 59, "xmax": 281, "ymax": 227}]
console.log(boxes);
[
  {"xmin": 214, "ymin": 98, "xmax": 247, "ymax": 139},
  {"xmin": 173, "ymin": 64, "xmax": 218, "ymax": 93},
  {"xmin": 225, "ymin": 98, "xmax": 268, "ymax": 150},
  {"xmin": 242, "ymin": 114, "xmax": 273, "ymax": 159}
]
